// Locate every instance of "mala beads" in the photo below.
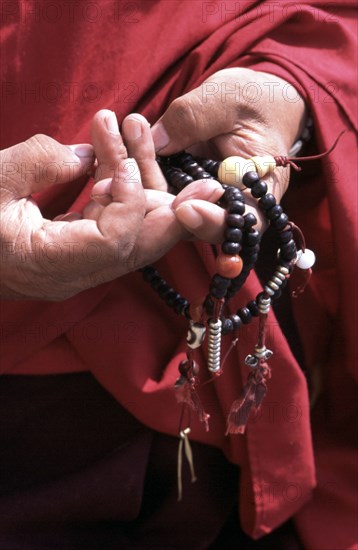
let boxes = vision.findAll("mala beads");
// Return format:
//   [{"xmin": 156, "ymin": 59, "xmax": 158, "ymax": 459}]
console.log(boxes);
[{"xmin": 140, "ymin": 150, "xmax": 316, "ymax": 438}]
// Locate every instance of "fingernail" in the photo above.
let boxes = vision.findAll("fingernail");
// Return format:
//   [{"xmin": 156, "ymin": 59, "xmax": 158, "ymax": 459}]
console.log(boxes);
[
  {"xmin": 91, "ymin": 179, "xmax": 112, "ymax": 197},
  {"xmin": 124, "ymin": 117, "xmax": 142, "ymax": 140},
  {"xmin": 175, "ymin": 204, "xmax": 203, "ymax": 229},
  {"xmin": 105, "ymin": 111, "xmax": 120, "ymax": 135},
  {"xmin": 151, "ymin": 122, "xmax": 170, "ymax": 152},
  {"xmin": 69, "ymin": 144, "xmax": 94, "ymax": 158}
]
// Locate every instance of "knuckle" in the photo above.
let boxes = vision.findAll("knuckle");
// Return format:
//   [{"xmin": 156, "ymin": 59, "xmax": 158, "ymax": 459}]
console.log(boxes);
[{"xmin": 170, "ymin": 95, "xmax": 201, "ymax": 130}]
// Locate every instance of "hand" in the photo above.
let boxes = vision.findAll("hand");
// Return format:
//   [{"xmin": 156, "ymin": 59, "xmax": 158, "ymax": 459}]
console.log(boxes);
[
  {"xmin": 0, "ymin": 110, "xmax": 223, "ymax": 301},
  {"xmin": 150, "ymin": 68, "xmax": 307, "ymax": 234}
]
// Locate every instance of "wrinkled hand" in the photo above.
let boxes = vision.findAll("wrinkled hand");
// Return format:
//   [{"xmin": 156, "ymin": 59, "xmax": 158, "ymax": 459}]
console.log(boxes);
[
  {"xmin": 0, "ymin": 110, "xmax": 223, "ymax": 301},
  {"xmin": 150, "ymin": 68, "xmax": 307, "ymax": 234}
]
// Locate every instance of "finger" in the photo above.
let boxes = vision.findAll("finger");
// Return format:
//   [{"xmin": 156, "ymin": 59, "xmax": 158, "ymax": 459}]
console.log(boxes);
[
  {"xmin": 129, "ymin": 206, "xmax": 187, "ymax": 269},
  {"xmin": 1, "ymin": 138, "xmax": 94, "ymax": 198},
  {"xmin": 172, "ymin": 179, "xmax": 224, "ymax": 209},
  {"xmin": 144, "ymin": 189, "xmax": 175, "ymax": 212},
  {"xmin": 96, "ymin": 158, "xmax": 146, "ymax": 239},
  {"xmin": 122, "ymin": 114, "xmax": 167, "ymax": 191},
  {"xmin": 53, "ymin": 212, "xmax": 82, "ymax": 222},
  {"xmin": 91, "ymin": 110, "xmax": 127, "ymax": 183},
  {"xmin": 151, "ymin": 80, "xmax": 235, "ymax": 155},
  {"xmin": 175, "ymin": 200, "xmax": 226, "ymax": 243},
  {"xmin": 90, "ymin": 177, "xmax": 113, "ymax": 206}
]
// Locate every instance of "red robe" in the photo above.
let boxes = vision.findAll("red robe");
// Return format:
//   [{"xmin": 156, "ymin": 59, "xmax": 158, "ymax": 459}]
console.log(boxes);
[{"xmin": 1, "ymin": 1, "xmax": 357, "ymax": 548}]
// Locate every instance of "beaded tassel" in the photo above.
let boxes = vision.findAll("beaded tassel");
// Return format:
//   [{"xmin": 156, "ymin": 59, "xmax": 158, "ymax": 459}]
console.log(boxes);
[
  {"xmin": 175, "ymin": 359, "xmax": 210, "ymax": 431},
  {"xmin": 226, "ymin": 294, "xmax": 273, "ymax": 434}
]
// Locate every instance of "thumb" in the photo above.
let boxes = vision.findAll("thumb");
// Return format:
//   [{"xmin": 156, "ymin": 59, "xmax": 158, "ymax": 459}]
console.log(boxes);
[
  {"xmin": 1, "ymin": 134, "xmax": 94, "ymax": 198},
  {"xmin": 151, "ymin": 82, "xmax": 234, "ymax": 155}
]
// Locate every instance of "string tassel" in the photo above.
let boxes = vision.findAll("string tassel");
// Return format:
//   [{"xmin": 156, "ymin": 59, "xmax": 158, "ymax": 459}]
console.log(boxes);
[
  {"xmin": 226, "ymin": 362, "xmax": 271, "ymax": 434},
  {"xmin": 177, "ymin": 428, "xmax": 197, "ymax": 501},
  {"xmin": 175, "ymin": 359, "xmax": 210, "ymax": 431},
  {"xmin": 227, "ymin": 294, "xmax": 272, "ymax": 434}
]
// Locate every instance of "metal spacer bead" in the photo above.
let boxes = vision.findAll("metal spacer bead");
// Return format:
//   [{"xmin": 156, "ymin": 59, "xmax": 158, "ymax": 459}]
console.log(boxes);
[
  {"xmin": 264, "ymin": 285, "xmax": 275, "ymax": 296},
  {"xmin": 245, "ymin": 354, "xmax": 259, "ymax": 368},
  {"xmin": 271, "ymin": 275, "xmax": 283, "ymax": 286},
  {"xmin": 273, "ymin": 270, "xmax": 286, "ymax": 281},
  {"xmin": 277, "ymin": 265, "xmax": 289, "ymax": 275},
  {"xmin": 267, "ymin": 280, "xmax": 280, "ymax": 291}
]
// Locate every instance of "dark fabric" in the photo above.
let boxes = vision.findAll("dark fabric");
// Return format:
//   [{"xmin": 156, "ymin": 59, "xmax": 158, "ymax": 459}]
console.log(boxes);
[{"xmin": 0, "ymin": 372, "xmax": 302, "ymax": 549}]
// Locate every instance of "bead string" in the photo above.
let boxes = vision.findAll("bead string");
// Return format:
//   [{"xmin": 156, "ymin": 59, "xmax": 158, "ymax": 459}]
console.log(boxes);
[{"xmin": 140, "ymin": 151, "xmax": 316, "ymax": 437}]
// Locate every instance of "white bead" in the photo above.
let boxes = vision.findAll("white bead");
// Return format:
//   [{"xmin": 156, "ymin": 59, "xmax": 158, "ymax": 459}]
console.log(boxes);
[
  {"xmin": 218, "ymin": 156, "xmax": 256, "ymax": 188},
  {"xmin": 250, "ymin": 155, "xmax": 276, "ymax": 178},
  {"xmin": 296, "ymin": 248, "xmax": 316, "ymax": 269},
  {"xmin": 186, "ymin": 322, "xmax": 206, "ymax": 349}
]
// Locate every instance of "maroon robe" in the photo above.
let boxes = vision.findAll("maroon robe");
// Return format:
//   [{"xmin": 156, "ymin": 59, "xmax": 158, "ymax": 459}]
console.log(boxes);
[{"xmin": 1, "ymin": 1, "xmax": 357, "ymax": 548}]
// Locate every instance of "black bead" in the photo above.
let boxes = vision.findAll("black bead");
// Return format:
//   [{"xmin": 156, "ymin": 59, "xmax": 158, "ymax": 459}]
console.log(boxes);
[
  {"xmin": 279, "ymin": 239, "xmax": 297, "ymax": 260},
  {"xmin": 221, "ymin": 317, "xmax": 234, "ymax": 335},
  {"xmin": 251, "ymin": 180, "xmax": 268, "ymax": 198},
  {"xmin": 211, "ymin": 274, "xmax": 230, "ymax": 288},
  {"xmin": 226, "ymin": 214, "xmax": 245, "ymax": 228},
  {"xmin": 223, "ymin": 186, "xmax": 243, "ymax": 203},
  {"xmin": 203, "ymin": 295, "xmax": 214, "ymax": 315},
  {"xmin": 238, "ymin": 306, "xmax": 252, "ymax": 324},
  {"xmin": 247, "ymin": 300, "xmax": 259, "ymax": 316},
  {"xmin": 158, "ymin": 284, "xmax": 172, "ymax": 299},
  {"xmin": 174, "ymin": 297, "xmax": 190, "ymax": 315},
  {"xmin": 230, "ymin": 314, "xmax": 242, "ymax": 330},
  {"xmin": 150, "ymin": 276, "xmax": 165, "ymax": 291},
  {"xmin": 222, "ymin": 241, "xmax": 241, "ymax": 255},
  {"xmin": 266, "ymin": 204, "xmax": 283, "ymax": 221},
  {"xmin": 227, "ymin": 200, "xmax": 245, "ymax": 215},
  {"xmin": 259, "ymin": 193, "xmax": 276, "ymax": 210},
  {"xmin": 243, "ymin": 213, "xmax": 257, "ymax": 228},
  {"xmin": 166, "ymin": 291, "xmax": 181, "ymax": 307},
  {"xmin": 141, "ymin": 266, "xmax": 158, "ymax": 282},
  {"xmin": 244, "ymin": 252, "xmax": 258, "ymax": 265},
  {"xmin": 271, "ymin": 213, "xmax": 289, "ymax": 230},
  {"xmin": 209, "ymin": 285, "xmax": 228, "ymax": 299},
  {"xmin": 242, "ymin": 171, "xmax": 260, "ymax": 188},
  {"xmin": 243, "ymin": 229, "xmax": 260, "ymax": 246},
  {"xmin": 279, "ymin": 229, "xmax": 293, "ymax": 243},
  {"xmin": 244, "ymin": 243, "xmax": 260, "ymax": 257},
  {"xmin": 224, "ymin": 227, "xmax": 243, "ymax": 243},
  {"xmin": 197, "ymin": 158, "xmax": 220, "ymax": 177}
]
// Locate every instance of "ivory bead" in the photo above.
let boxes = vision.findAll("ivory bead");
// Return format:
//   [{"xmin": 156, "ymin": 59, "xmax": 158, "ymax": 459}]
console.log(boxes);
[
  {"xmin": 216, "ymin": 254, "xmax": 243, "ymax": 278},
  {"xmin": 296, "ymin": 249, "xmax": 316, "ymax": 269},
  {"xmin": 250, "ymin": 155, "xmax": 276, "ymax": 178},
  {"xmin": 218, "ymin": 156, "xmax": 256, "ymax": 188}
]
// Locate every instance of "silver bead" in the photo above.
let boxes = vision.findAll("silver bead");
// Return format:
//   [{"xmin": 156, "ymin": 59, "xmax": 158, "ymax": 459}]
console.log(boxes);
[
  {"xmin": 267, "ymin": 280, "xmax": 280, "ymax": 291},
  {"xmin": 258, "ymin": 296, "xmax": 271, "ymax": 314},
  {"xmin": 273, "ymin": 270, "xmax": 286, "ymax": 281},
  {"xmin": 245, "ymin": 354, "xmax": 259, "ymax": 368},
  {"xmin": 207, "ymin": 319, "xmax": 222, "ymax": 373},
  {"xmin": 271, "ymin": 275, "xmax": 283, "ymax": 286},
  {"xmin": 254, "ymin": 346, "xmax": 273, "ymax": 361},
  {"xmin": 264, "ymin": 285, "xmax": 275, "ymax": 297},
  {"xmin": 277, "ymin": 265, "xmax": 289, "ymax": 275}
]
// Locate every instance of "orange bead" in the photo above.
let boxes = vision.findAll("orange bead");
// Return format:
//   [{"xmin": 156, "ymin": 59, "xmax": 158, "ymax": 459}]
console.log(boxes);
[{"xmin": 216, "ymin": 254, "xmax": 243, "ymax": 278}]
